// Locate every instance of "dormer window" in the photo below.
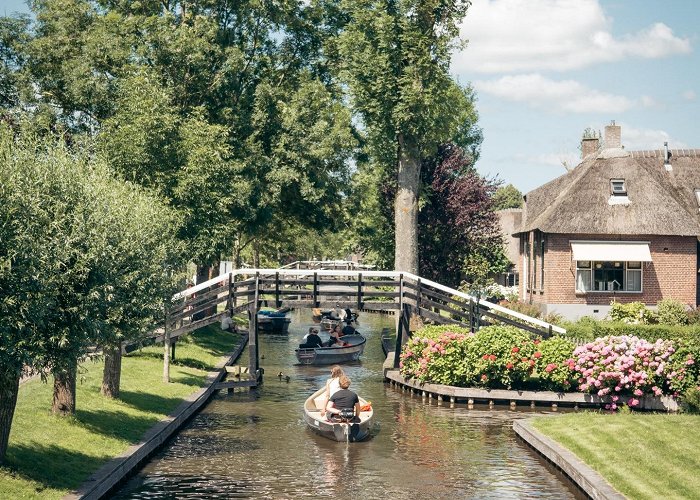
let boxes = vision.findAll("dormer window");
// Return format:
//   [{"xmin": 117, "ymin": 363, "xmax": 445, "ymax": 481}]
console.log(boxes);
[{"xmin": 610, "ymin": 179, "xmax": 626, "ymax": 196}]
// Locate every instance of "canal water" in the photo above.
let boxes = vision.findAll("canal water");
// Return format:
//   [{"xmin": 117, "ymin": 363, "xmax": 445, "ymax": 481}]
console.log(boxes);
[{"xmin": 115, "ymin": 310, "xmax": 584, "ymax": 499}]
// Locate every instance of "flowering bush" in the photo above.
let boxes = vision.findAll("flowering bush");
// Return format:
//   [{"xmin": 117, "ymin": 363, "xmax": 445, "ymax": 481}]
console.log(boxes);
[
  {"xmin": 532, "ymin": 336, "xmax": 579, "ymax": 391},
  {"xmin": 571, "ymin": 335, "xmax": 695, "ymax": 409},
  {"xmin": 400, "ymin": 325, "xmax": 575, "ymax": 390},
  {"xmin": 399, "ymin": 325, "xmax": 473, "ymax": 386},
  {"xmin": 399, "ymin": 326, "xmax": 699, "ymax": 409}
]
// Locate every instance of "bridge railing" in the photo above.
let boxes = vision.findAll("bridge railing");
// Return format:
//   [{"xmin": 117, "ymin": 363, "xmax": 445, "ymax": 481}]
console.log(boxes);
[{"xmin": 169, "ymin": 268, "xmax": 565, "ymax": 338}]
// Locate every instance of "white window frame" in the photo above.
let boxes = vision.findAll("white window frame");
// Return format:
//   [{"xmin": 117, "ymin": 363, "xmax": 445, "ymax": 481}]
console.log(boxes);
[
  {"xmin": 575, "ymin": 260, "xmax": 643, "ymax": 293},
  {"xmin": 610, "ymin": 179, "xmax": 627, "ymax": 196}
]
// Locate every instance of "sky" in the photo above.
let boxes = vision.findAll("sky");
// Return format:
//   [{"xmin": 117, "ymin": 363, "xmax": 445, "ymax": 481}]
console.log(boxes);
[
  {"xmin": 452, "ymin": 0, "xmax": 700, "ymax": 193},
  {"xmin": 3, "ymin": 0, "xmax": 699, "ymax": 194}
]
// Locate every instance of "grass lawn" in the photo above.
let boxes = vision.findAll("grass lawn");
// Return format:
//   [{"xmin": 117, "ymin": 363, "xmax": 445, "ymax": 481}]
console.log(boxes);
[
  {"xmin": 532, "ymin": 412, "xmax": 700, "ymax": 499},
  {"xmin": 0, "ymin": 326, "xmax": 240, "ymax": 499}
]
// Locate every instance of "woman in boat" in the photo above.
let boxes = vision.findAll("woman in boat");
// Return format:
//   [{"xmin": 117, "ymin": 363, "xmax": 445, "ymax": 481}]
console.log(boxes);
[
  {"xmin": 320, "ymin": 365, "xmax": 344, "ymax": 416},
  {"xmin": 327, "ymin": 325, "xmax": 348, "ymax": 347}
]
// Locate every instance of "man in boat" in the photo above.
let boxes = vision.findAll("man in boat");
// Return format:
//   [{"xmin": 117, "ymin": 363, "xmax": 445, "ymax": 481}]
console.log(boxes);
[
  {"xmin": 325, "ymin": 375, "xmax": 360, "ymax": 423},
  {"xmin": 341, "ymin": 322, "xmax": 356, "ymax": 337},
  {"xmin": 329, "ymin": 303, "xmax": 345, "ymax": 321},
  {"xmin": 299, "ymin": 327, "xmax": 323, "ymax": 349}
]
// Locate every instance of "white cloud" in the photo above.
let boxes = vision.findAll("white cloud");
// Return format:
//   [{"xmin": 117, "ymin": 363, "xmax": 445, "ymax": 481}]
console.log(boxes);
[
  {"xmin": 474, "ymin": 74, "xmax": 636, "ymax": 113},
  {"xmin": 454, "ymin": 0, "xmax": 691, "ymax": 74},
  {"xmin": 619, "ymin": 124, "xmax": 688, "ymax": 150},
  {"xmin": 682, "ymin": 90, "xmax": 696, "ymax": 101}
]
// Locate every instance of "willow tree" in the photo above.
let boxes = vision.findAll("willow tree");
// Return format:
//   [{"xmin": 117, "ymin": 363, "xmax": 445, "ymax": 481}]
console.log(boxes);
[{"xmin": 337, "ymin": 0, "xmax": 474, "ymax": 273}]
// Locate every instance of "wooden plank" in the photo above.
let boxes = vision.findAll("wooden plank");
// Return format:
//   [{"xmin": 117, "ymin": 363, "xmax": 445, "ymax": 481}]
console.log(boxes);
[
  {"xmin": 419, "ymin": 296, "xmax": 471, "ymax": 322},
  {"xmin": 418, "ymin": 307, "xmax": 469, "ymax": 328},
  {"xmin": 215, "ymin": 380, "xmax": 258, "ymax": 390}
]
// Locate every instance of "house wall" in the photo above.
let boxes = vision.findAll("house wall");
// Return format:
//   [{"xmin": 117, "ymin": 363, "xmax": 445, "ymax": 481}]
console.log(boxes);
[{"xmin": 520, "ymin": 232, "xmax": 697, "ymax": 319}]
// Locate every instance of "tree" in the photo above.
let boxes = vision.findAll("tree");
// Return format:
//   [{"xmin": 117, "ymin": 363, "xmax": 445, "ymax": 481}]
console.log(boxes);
[
  {"xmin": 0, "ymin": 130, "xmax": 181, "ymax": 461},
  {"xmin": 418, "ymin": 144, "xmax": 507, "ymax": 288},
  {"xmin": 492, "ymin": 184, "xmax": 523, "ymax": 210},
  {"xmin": 30, "ymin": 0, "xmax": 356, "ymax": 276},
  {"xmin": 337, "ymin": 0, "xmax": 474, "ymax": 274}
]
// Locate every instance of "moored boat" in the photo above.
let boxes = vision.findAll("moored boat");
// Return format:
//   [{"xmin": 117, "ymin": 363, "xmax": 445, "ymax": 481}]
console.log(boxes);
[
  {"xmin": 257, "ymin": 308, "xmax": 291, "ymax": 333},
  {"xmin": 295, "ymin": 334, "xmax": 366, "ymax": 365},
  {"xmin": 303, "ymin": 386, "xmax": 373, "ymax": 442}
]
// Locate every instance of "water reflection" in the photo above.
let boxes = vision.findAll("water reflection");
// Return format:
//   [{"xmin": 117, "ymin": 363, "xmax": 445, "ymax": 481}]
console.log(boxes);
[{"xmin": 115, "ymin": 310, "xmax": 583, "ymax": 499}]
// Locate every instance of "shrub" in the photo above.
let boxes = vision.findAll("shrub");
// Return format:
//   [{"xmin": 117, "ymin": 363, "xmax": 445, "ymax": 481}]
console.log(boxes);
[
  {"xmin": 466, "ymin": 325, "xmax": 536, "ymax": 389},
  {"xmin": 681, "ymin": 386, "xmax": 700, "ymax": 414},
  {"xmin": 497, "ymin": 300, "xmax": 542, "ymax": 319},
  {"xmin": 532, "ymin": 336, "xmax": 578, "ymax": 392},
  {"xmin": 399, "ymin": 326, "xmax": 473, "ymax": 386},
  {"xmin": 572, "ymin": 335, "xmax": 690, "ymax": 408},
  {"xmin": 656, "ymin": 299, "xmax": 689, "ymax": 326},
  {"xmin": 608, "ymin": 301, "xmax": 656, "ymax": 324}
]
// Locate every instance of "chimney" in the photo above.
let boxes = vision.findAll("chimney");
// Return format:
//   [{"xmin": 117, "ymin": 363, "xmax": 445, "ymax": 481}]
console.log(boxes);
[
  {"xmin": 664, "ymin": 141, "xmax": 672, "ymax": 172},
  {"xmin": 604, "ymin": 120, "xmax": 621, "ymax": 149},
  {"xmin": 581, "ymin": 137, "xmax": 599, "ymax": 158}
]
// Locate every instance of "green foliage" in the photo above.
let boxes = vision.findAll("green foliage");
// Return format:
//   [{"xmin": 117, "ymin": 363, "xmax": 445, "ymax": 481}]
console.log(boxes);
[
  {"xmin": 533, "ymin": 336, "xmax": 578, "ymax": 391},
  {"xmin": 492, "ymin": 184, "xmax": 523, "ymax": 210},
  {"xmin": 656, "ymin": 299, "xmax": 689, "ymax": 326},
  {"xmin": 400, "ymin": 325, "xmax": 576, "ymax": 391},
  {"xmin": 682, "ymin": 387, "xmax": 700, "ymax": 414},
  {"xmin": 608, "ymin": 301, "xmax": 656, "ymax": 324},
  {"xmin": 0, "ymin": 130, "xmax": 182, "ymax": 434},
  {"xmin": 562, "ymin": 318, "xmax": 700, "ymax": 346}
]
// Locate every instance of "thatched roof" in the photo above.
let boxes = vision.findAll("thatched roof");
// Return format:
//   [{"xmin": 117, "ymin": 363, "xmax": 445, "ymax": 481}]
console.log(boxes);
[{"xmin": 519, "ymin": 148, "xmax": 700, "ymax": 236}]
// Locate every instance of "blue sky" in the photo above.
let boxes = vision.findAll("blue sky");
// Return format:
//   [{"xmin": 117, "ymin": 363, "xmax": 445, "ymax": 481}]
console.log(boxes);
[
  {"xmin": 3, "ymin": 0, "xmax": 699, "ymax": 194},
  {"xmin": 454, "ymin": 0, "xmax": 700, "ymax": 193}
]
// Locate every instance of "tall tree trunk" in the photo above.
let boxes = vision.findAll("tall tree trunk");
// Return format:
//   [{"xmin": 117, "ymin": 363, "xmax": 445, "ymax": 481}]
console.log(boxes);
[
  {"xmin": 395, "ymin": 133, "xmax": 420, "ymax": 274},
  {"xmin": 101, "ymin": 345, "xmax": 122, "ymax": 398},
  {"xmin": 253, "ymin": 242, "xmax": 260, "ymax": 268},
  {"xmin": 52, "ymin": 359, "xmax": 77, "ymax": 416},
  {"xmin": 0, "ymin": 368, "xmax": 20, "ymax": 465}
]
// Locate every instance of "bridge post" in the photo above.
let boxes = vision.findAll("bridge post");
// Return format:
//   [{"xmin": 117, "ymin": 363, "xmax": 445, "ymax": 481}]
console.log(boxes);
[
  {"xmin": 275, "ymin": 272, "xmax": 280, "ymax": 308},
  {"xmin": 163, "ymin": 303, "xmax": 171, "ymax": 383},
  {"xmin": 394, "ymin": 303, "xmax": 410, "ymax": 369},
  {"xmin": 249, "ymin": 275, "xmax": 260, "ymax": 377},
  {"xmin": 313, "ymin": 272, "xmax": 318, "ymax": 306},
  {"xmin": 357, "ymin": 273, "xmax": 363, "ymax": 311}
]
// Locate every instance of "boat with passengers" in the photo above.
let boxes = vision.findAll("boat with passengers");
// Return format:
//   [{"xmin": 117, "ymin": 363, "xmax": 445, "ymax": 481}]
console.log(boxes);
[{"xmin": 303, "ymin": 386, "xmax": 373, "ymax": 442}]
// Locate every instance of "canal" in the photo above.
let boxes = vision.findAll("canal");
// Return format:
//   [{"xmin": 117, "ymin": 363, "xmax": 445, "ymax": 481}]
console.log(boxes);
[{"xmin": 115, "ymin": 310, "xmax": 584, "ymax": 499}]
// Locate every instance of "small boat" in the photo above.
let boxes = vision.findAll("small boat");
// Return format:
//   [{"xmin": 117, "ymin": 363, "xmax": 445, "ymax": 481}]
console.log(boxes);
[
  {"xmin": 295, "ymin": 334, "xmax": 366, "ymax": 365},
  {"xmin": 312, "ymin": 307, "xmax": 359, "ymax": 323},
  {"xmin": 303, "ymin": 386, "xmax": 374, "ymax": 442},
  {"xmin": 257, "ymin": 308, "xmax": 291, "ymax": 333}
]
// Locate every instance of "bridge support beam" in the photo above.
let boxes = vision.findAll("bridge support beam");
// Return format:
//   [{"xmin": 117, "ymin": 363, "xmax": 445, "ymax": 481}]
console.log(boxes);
[
  {"xmin": 248, "ymin": 303, "xmax": 259, "ymax": 378},
  {"xmin": 393, "ymin": 303, "xmax": 411, "ymax": 368}
]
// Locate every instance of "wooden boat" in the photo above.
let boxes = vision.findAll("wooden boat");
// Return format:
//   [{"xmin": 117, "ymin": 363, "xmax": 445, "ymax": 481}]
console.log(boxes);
[
  {"xmin": 303, "ymin": 386, "xmax": 373, "ymax": 442},
  {"xmin": 312, "ymin": 307, "xmax": 359, "ymax": 323},
  {"xmin": 257, "ymin": 308, "xmax": 291, "ymax": 333},
  {"xmin": 295, "ymin": 334, "xmax": 366, "ymax": 365}
]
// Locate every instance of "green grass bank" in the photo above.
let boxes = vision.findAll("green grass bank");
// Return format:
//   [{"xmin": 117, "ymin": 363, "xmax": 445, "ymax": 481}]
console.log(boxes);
[
  {"xmin": 0, "ymin": 326, "xmax": 239, "ymax": 499},
  {"xmin": 532, "ymin": 412, "xmax": 700, "ymax": 499}
]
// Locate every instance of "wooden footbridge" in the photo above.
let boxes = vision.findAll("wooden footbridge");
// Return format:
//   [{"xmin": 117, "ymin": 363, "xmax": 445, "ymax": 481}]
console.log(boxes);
[{"xmin": 164, "ymin": 265, "xmax": 565, "ymax": 388}]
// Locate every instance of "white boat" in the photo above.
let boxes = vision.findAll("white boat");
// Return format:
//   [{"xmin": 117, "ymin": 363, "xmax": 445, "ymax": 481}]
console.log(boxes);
[
  {"xmin": 303, "ymin": 386, "xmax": 374, "ymax": 442},
  {"xmin": 295, "ymin": 334, "xmax": 366, "ymax": 365}
]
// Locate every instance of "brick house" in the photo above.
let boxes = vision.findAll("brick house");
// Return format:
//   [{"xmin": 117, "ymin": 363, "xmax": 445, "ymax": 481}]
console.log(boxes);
[{"xmin": 514, "ymin": 123, "xmax": 700, "ymax": 319}]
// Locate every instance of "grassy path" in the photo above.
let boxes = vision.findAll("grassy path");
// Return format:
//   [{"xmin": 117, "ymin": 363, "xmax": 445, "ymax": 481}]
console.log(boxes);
[
  {"xmin": 0, "ymin": 326, "xmax": 239, "ymax": 499},
  {"xmin": 532, "ymin": 412, "xmax": 700, "ymax": 499}
]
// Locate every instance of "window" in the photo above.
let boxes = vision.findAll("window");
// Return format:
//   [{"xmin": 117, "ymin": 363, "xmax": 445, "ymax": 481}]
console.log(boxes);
[
  {"xmin": 610, "ymin": 179, "xmax": 626, "ymax": 196},
  {"xmin": 575, "ymin": 261, "xmax": 642, "ymax": 292}
]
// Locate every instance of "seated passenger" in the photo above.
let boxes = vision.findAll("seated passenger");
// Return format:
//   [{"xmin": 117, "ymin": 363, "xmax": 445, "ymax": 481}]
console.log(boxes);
[
  {"xmin": 299, "ymin": 327, "xmax": 323, "ymax": 348},
  {"xmin": 341, "ymin": 323, "xmax": 356, "ymax": 336},
  {"xmin": 325, "ymin": 375, "xmax": 360, "ymax": 422}
]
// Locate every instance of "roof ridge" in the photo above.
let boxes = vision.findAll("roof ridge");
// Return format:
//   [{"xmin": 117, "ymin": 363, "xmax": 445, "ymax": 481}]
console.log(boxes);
[{"xmin": 630, "ymin": 149, "xmax": 700, "ymax": 158}]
